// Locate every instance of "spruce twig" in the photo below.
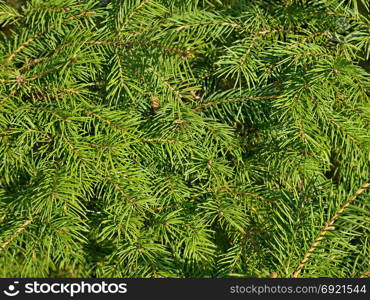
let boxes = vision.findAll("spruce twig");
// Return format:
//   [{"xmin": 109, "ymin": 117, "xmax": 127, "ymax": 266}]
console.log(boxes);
[
  {"xmin": 193, "ymin": 95, "xmax": 278, "ymax": 110},
  {"xmin": 0, "ymin": 219, "xmax": 32, "ymax": 251},
  {"xmin": 292, "ymin": 178, "xmax": 370, "ymax": 278}
]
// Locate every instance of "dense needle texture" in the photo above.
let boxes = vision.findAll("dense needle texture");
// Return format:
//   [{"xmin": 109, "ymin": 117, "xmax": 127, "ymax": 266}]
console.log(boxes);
[{"xmin": 0, "ymin": 0, "xmax": 369, "ymax": 278}]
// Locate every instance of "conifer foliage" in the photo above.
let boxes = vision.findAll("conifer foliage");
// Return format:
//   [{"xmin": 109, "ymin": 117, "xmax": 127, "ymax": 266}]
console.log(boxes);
[{"xmin": 0, "ymin": 0, "xmax": 369, "ymax": 278}]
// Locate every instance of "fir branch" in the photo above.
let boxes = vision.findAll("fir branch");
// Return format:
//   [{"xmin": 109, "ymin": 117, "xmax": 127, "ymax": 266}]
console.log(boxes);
[
  {"xmin": 119, "ymin": 0, "xmax": 152, "ymax": 29},
  {"xmin": 6, "ymin": 32, "xmax": 44, "ymax": 64},
  {"xmin": 292, "ymin": 177, "xmax": 370, "ymax": 278},
  {"xmin": 1, "ymin": 0, "xmax": 369, "ymax": 278},
  {"xmin": 54, "ymin": 40, "xmax": 190, "ymax": 56},
  {"xmin": 63, "ymin": 10, "xmax": 96, "ymax": 23},
  {"xmin": 241, "ymin": 29, "xmax": 287, "ymax": 62},
  {"xmin": 104, "ymin": 176, "xmax": 137, "ymax": 205},
  {"xmin": 334, "ymin": 97, "xmax": 370, "ymax": 128},
  {"xmin": 193, "ymin": 95, "xmax": 278, "ymax": 110},
  {"xmin": 87, "ymin": 143, "xmax": 118, "ymax": 151},
  {"xmin": 27, "ymin": 64, "xmax": 63, "ymax": 81},
  {"xmin": 83, "ymin": 110, "xmax": 129, "ymax": 131},
  {"xmin": 37, "ymin": 106, "xmax": 72, "ymax": 123},
  {"xmin": 174, "ymin": 20, "xmax": 241, "ymax": 32},
  {"xmin": 4, "ymin": 10, "xmax": 96, "ymax": 65},
  {"xmin": 327, "ymin": 117, "xmax": 362, "ymax": 148},
  {"xmin": 129, "ymin": 138, "xmax": 178, "ymax": 144},
  {"xmin": 0, "ymin": 219, "xmax": 32, "ymax": 251},
  {"xmin": 19, "ymin": 57, "xmax": 51, "ymax": 72}
]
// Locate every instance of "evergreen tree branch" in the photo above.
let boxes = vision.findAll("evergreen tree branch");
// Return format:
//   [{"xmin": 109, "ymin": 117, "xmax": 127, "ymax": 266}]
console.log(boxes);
[
  {"xmin": 4, "ymin": 10, "xmax": 96, "ymax": 65},
  {"xmin": 0, "ymin": 219, "xmax": 32, "ymax": 251},
  {"xmin": 292, "ymin": 177, "xmax": 370, "ymax": 278},
  {"xmin": 193, "ymin": 95, "xmax": 278, "ymax": 110}
]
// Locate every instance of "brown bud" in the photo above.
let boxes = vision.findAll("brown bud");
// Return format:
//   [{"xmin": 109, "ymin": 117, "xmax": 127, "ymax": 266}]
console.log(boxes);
[
  {"xmin": 181, "ymin": 49, "xmax": 193, "ymax": 59},
  {"xmin": 190, "ymin": 91, "xmax": 201, "ymax": 100},
  {"xmin": 16, "ymin": 75, "xmax": 24, "ymax": 84},
  {"xmin": 151, "ymin": 96, "xmax": 160, "ymax": 109}
]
